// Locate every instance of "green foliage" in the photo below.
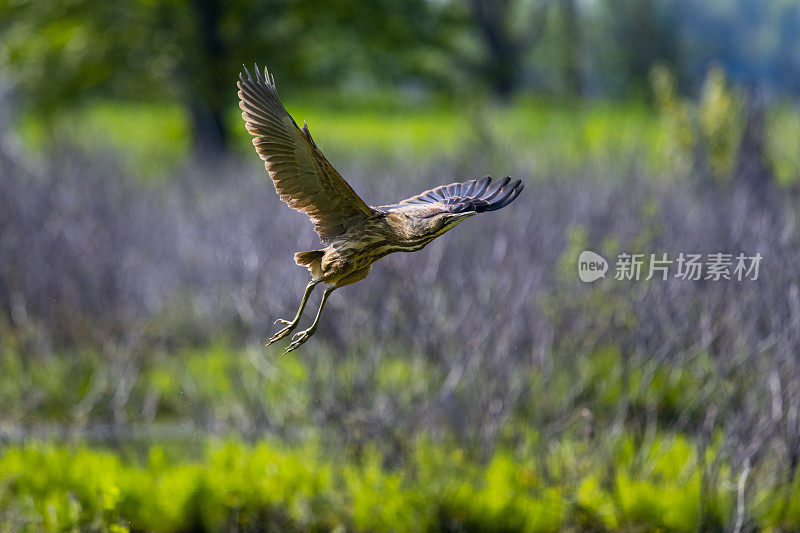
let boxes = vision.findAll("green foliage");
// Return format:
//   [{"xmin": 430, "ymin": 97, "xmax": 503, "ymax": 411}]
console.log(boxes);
[
  {"xmin": 344, "ymin": 445, "xmax": 429, "ymax": 531},
  {"xmin": 615, "ymin": 436, "xmax": 703, "ymax": 531},
  {"xmin": 0, "ymin": 433, "xmax": 742, "ymax": 532},
  {"xmin": 0, "ymin": 0, "xmax": 464, "ymax": 155},
  {"xmin": 0, "ymin": 441, "xmax": 342, "ymax": 531},
  {"xmin": 442, "ymin": 452, "xmax": 564, "ymax": 532},
  {"xmin": 650, "ymin": 62, "xmax": 696, "ymax": 176},
  {"xmin": 766, "ymin": 102, "xmax": 800, "ymax": 185},
  {"xmin": 760, "ymin": 473, "xmax": 800, "ymax": 530},
  {"xmin": 651, "ymin": 64, "xmax": 748, "ymax": 185},
  {"xmin": 698, "ymin": 66, "xmax": 744, "ymax": 180},
  {"xmin": 577, "ymin": 475, "xmax": 618, "ymax": 529}
]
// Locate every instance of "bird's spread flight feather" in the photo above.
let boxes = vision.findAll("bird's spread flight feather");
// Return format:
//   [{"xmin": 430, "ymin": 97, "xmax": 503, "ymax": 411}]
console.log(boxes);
[
  {"xmin": 238, "ymin": 65, "xmax": 375, "ymax": 242},
  {"xmin": 377, "ymin": 176, "xmax": 523, "ymax": 217}
]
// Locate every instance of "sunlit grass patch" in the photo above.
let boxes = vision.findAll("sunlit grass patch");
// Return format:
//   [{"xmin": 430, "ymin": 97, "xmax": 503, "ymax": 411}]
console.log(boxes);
[
  {"xmin": 18, "ymin": 101, "xmax": 190, "ymax": 180},
  {"xmin": 0, "ymin": 433, "xmax": 740, "ymax": 532},
  {"xmin": 15, "ymin": 93, "xmax": 665, "ymax": 180},
  {"xmin": 13, "ymin": 87, "xmax": 800, "ymax": 186}
]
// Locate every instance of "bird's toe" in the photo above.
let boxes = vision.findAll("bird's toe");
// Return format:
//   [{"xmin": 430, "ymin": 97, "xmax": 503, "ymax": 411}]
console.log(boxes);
[
  {"xmin": 267, "ymin": 323, "xmax": 296, "ymax": 345},
  {"xmin": 284, "ymin": 336, "xmax": 306, "ymax": 354},
  {"xmin": 284, "ymin": 328, "xmax": 316, "ymax": 353}
]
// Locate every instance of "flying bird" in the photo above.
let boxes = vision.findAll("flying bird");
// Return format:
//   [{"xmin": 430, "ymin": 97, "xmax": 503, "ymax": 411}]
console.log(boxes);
[{"xmin": 238, "ymin": 65, "xmax": 523, "ymax": 353}]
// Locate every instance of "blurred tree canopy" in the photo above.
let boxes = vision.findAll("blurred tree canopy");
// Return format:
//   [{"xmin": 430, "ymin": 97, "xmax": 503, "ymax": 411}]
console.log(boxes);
[
  {"xmin": 1, "ymin": 0, "xmax": 799, "ymax": 155},
  {"xmin": 0, "ymin": 0, "xmax": 438, "ymax": 154}
]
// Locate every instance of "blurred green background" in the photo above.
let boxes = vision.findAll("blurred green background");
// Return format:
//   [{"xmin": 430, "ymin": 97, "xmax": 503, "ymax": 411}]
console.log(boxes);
[{"xmin": 3, "ymin": 0, "xmax": 800, "ymax": 531}]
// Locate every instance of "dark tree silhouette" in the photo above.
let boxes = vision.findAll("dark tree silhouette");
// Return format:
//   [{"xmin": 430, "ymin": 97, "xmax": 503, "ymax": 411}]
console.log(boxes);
[
  {"xmin": 466, "ymin": 0, "xmax": 550, "ymax": 98},
  {"xmin": 560, "ymin": 0, "xmax": 582, "ymax": 95}
]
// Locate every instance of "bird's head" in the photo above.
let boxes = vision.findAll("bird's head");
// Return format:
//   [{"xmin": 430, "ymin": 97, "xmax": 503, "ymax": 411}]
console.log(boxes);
[
  {"xmin": 435, "ymin": 211, "xmax": 476, "ymax": 234},
  {"xmin": 397, "ymin": 209, "xmax": 475, "ymax": 239}
]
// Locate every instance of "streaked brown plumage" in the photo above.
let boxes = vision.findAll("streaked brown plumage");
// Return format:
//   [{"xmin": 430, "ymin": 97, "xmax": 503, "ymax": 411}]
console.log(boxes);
[{"xmin": 238, "ymin": 65, "xmax": 523, "ymax": 352}]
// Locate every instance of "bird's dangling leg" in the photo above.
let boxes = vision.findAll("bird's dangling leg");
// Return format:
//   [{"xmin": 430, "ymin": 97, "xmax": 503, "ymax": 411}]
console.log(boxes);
[
  {"xmin": 284, "ymin": 286, "xmax": 336, "ymax": 354},
  {"xmin": 267, "ymin": 280, "xmax": 320, "ymax": 346}
]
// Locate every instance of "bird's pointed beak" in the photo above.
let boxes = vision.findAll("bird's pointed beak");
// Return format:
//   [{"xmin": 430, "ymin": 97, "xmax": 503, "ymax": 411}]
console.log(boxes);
[
  {"xmin": 451, "ymin": 211, "xmax": 476, "ymax": 221},
  {"xmin": 445, "ymin": 211, "xmax": 476, "ymax": 229}
]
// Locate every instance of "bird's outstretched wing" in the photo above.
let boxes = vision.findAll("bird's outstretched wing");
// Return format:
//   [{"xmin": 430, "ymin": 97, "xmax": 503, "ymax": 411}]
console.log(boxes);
[
  {"xmin": 376, "ymin": 176, "xmax": 523, "ymax": 215},
  {"xmin": 238, "ymin": 65, "xmax": 375, "ymax": 242}
]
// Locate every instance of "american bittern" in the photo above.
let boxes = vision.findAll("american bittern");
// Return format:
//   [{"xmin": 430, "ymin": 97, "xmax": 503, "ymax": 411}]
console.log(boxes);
[{"xmin": 238, "ymin": 65, "xmax": 523, "ymax": 353}]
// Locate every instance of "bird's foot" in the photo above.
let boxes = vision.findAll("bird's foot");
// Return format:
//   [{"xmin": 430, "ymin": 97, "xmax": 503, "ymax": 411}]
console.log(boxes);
[
  {"xmin": 284, "ymin": 327, "xmax": 316, "ymax": 354},
  {"xmin": 266, "ymin": 319, "xmax": 297, "ymax": 346}
]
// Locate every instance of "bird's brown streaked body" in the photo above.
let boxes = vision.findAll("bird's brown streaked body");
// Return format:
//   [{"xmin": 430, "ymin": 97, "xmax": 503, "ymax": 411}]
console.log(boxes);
[{"xmin": 238, "ymin": 65, "xmax": 523, "ymax": 353}]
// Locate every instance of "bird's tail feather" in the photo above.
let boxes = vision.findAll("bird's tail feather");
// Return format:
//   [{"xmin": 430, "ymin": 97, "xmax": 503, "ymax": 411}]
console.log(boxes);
[
  {"xmin": 294, "ymin": 251, "xmax": 325, "ymax": 279},
  {"xmin": 294, "ymin": 250, "xmax": 324, "ymax": 267},
  {"xmin": 295, "ymin": 250, "xmax": 325, "ymax": 279}
]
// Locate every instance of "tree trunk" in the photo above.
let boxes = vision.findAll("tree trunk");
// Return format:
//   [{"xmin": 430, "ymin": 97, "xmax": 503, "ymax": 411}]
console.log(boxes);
[
  {"xmin": 468, "ymin": 0, "xmax": 547, "ymax": 99},
  {"xmin": 735, "ymin": 90, "xmax": 773, "ymax": 199},
  {"xmin": 189, "ymin": 100, "xmax": 227, "ymax": 156},
  {"xmin": 561, "ymin": 0, "xmax": 582, "ymax": 95},
  {"xmin": 188, "ymin": 0, "xmax": 228, "ymax": 156}
]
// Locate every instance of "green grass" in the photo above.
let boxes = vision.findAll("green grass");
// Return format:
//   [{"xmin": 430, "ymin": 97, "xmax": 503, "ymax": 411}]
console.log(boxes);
[
  {"xmin": 0, "ymin": 434, "xmax": 741, "ymax": 532},
  {"xmin": 15, "ymin": 90, "xmax": 800, "ymax": 185},
  {"xmin": 15, "ymin": 93, "xmax": 664, "ymax": 181},
  {"xmin": 17, "ymin": 101, "xmax": 191, "ymax": 181}
]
